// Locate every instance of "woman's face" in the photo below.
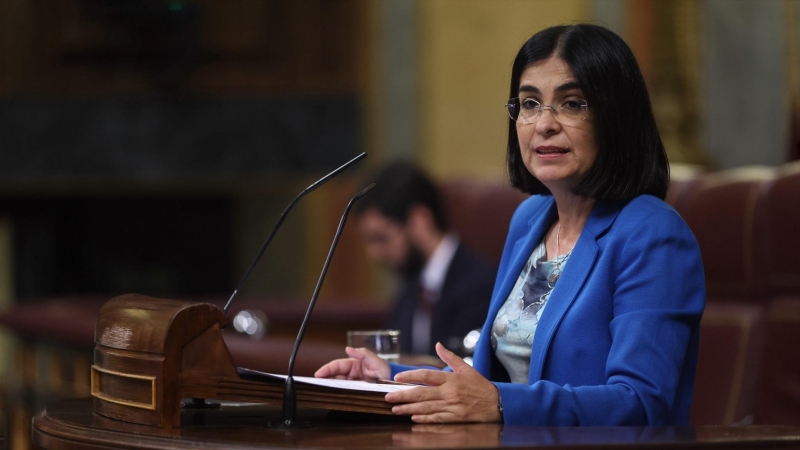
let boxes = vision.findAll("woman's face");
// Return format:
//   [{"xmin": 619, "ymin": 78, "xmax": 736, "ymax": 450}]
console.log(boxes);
[{"xmin": 515, "ymin": 56, "xmax": 597, "ymax": 194}]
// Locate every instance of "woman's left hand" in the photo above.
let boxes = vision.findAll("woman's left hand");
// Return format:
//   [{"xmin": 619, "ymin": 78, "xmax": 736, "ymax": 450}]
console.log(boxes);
[{"xmin": 385, "ymin": 342, "xmax": 502, "ymax": 423}]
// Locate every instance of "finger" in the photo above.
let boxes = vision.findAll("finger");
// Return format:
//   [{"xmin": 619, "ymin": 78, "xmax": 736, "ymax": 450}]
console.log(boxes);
[
  {"xmin": 344, "ymin": 346, "xmax": 368, "ymax": 360},
  {"xmin": 362, "ymin": 366, "xmax": 385, "ymax": 380},
  {"xmin": 392, "ymin": 399, "xmax": 449, "ymax": 417},
  {"xmin": 345, "ymin": 348, "xmax": 389, "ymax": 378},
  {"xmin": 394, "ymin": 369, "xmax": 449, "ymax": 386},
  {"xmin": 386, "ymin": 385, "xmax": 443, "ymax": 404},
  {"xmin": 314, "ymin": 358, "xmax": 352, "ymax": 378},
  {"xmin": 347, "ymin": 345, "xmax": 386, "ymax": 365},
  {"xmin": 314, "ymin": 361, "xmax": 339, "ymax": 378},
  {"xmin": 435, "ymin": 342, "xmax": 471, "ymax": 373}
]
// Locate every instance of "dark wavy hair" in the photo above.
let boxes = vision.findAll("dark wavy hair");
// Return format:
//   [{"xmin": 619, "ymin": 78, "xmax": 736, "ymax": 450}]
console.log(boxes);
[{"xmin": 507, "ymin": 24, "xmax": 669, "ymax": 201}]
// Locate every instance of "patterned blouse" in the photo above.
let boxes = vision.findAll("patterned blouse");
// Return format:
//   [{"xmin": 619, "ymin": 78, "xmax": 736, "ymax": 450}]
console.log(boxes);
[{"xmin": 491, "ymin": 240, "xmax": 572, "ymax": 383}]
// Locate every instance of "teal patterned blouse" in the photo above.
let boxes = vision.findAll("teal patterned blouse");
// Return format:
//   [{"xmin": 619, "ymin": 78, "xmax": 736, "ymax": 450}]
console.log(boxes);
[{"xmin": 490, "ymin": 240, "xmax": 572, "ymax": 383}]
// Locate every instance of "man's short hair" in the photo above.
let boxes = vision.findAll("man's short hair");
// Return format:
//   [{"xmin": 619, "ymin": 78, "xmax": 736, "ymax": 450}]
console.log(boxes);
[{"xmin": 355, "ymin": 161, "xmax": 448, "ymax": 230}]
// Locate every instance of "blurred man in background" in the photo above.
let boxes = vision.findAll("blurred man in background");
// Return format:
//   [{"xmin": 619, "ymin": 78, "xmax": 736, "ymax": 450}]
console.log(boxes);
[{"xmin": 354, "ymin": 162, "xmax": 495, "ymax": 357}]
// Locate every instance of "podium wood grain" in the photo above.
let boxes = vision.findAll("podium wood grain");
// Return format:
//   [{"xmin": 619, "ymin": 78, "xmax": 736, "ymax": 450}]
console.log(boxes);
[
  {"xmin": 33, "ymin": 398, "xmax": 800, "ymax": 450},
  {"xmin": 91, "ymin": 294, "xmax": 393, "ymax": 428}
]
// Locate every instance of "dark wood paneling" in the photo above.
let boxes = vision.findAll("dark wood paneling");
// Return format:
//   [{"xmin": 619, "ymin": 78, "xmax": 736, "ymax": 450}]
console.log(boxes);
[{"xmin": 0, "ymin": 0, "xmax": 364, "ymax": 96}]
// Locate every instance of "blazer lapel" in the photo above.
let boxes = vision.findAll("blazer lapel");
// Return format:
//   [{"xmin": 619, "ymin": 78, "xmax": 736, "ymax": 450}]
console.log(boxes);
[
  {"xmin": 485, "ymin": 199, "xmax": 557, "ymax": 322},
  {"xmin": 527, "ymin": 200, "xmax": 623, "ymax": 383},
  {"xmin": 474, "ymin": 198, "xmax": 556, "ymax": 377}
]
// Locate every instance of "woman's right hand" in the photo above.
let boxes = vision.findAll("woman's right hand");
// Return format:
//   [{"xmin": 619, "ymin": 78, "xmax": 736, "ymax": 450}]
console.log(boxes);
[{"xmin": 314, "ymin": 347, "xmax": 391, "ymax": 381}]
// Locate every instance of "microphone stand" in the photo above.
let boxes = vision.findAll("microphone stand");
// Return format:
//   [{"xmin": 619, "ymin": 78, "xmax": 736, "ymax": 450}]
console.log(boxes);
[
  {"xmin": 183, "ymin": 153, "xmax": 366, "ymax": 411},
  {"xmin": 223, "ymin": 152, "xmax": 366, "ymax": 315},
  {"xmin": 280, "ymin": 183, "xmax": 376, "ymax": 427}
]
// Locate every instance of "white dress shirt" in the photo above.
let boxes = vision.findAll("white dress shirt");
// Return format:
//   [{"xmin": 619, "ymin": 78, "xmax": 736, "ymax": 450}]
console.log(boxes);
[{"xmin": 412, "ymin": 233, "xmax": 460, "ymax": 354}]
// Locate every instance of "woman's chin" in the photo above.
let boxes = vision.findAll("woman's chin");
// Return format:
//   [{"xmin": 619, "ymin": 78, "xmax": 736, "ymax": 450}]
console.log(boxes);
[
  {"xmin": 534, "ymin": 172, "xmax": 582, "ymax": 194},
  {"xmin": 529, "ymin": 169, "xmax": 571, "ymax": 184}
]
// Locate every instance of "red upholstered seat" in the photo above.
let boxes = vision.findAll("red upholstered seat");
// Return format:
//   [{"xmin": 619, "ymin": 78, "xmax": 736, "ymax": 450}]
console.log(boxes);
[
  {"xmin": 753, "ymin": 162, "xmax": 800, "ymax": 425},
  {"xmin": 762, "ymin": 162, "xmax": 800, "ymax": 298},
  {"xmin": 441, "ymin": 179, "xmax": 528, "ymax": 267},
  {"xmin": 754, "ymin": 298, "xmax": 800, "ymax": 425},
  {"xmin": 678, "ymin": 168, "xmax": 776, "ymax": 302},
  {"xmin": 666, "ymin": 163, "xmax": 706, "ymax": 214},
  {"xmin": 691, "ymin": 301, "xmax": 765, "ymax": 425}
]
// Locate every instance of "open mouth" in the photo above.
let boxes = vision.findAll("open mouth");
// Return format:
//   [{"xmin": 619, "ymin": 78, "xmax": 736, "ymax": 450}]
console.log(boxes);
[{"xmin": 535, "ymin": 146, "xmax": 569, "ymax": 155}]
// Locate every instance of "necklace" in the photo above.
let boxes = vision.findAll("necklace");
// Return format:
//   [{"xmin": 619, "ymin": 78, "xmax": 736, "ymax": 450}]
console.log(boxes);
[
  {"xmin": 547, "ymin": 224, "xmax": 568, "ymax": 287},
  {"xmin": 513, "ymin": 225, "xmax": 572, "ymax": 321},
  {"xmin": 557, "ymin": 223, "xmax": 562, "ymax": 256}
]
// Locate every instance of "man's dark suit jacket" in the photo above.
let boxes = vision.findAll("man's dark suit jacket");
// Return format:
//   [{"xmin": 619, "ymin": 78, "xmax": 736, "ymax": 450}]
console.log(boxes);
[{"xmin": 388, "ymin": 244, "xmax": 496, "ymax": 357}]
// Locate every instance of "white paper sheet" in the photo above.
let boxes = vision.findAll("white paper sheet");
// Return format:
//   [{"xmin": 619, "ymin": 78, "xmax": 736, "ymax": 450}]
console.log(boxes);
[{"xmin": 237, "ymin": 368, "xmax": 421, "ymax": 393}]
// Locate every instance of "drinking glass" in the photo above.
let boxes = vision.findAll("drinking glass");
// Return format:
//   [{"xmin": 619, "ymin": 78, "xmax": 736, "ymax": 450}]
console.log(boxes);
[{"xmin": 346, "ymin": 330, "xmax": 401, "ymax": 363}]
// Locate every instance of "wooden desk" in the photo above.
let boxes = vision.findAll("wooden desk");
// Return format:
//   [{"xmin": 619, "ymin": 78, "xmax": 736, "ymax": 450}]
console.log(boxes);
[{"xmin": 32, "ymin": 398, "xmax": 800, "ymax": 449}]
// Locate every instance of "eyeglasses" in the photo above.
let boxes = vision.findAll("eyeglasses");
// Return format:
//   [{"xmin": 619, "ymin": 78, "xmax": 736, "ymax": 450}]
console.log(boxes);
[{"xmin": 505, "ymin": 97, "xmax": 589, "ymax": 126}]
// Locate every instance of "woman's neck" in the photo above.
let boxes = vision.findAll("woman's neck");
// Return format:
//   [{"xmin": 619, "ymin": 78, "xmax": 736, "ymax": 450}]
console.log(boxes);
[{"xmin": 546, "ymin": 191, "xmax": 596, "ymax": 259}]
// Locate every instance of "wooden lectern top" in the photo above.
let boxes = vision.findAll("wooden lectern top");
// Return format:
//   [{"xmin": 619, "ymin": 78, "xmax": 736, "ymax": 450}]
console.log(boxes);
[
  {"xmin": 95, "ymin": 294, "xmax": 229, "ymax": 354},
  {"xmin": 91, "ymin": 294, "xmax": 394, "ymax": 429}
]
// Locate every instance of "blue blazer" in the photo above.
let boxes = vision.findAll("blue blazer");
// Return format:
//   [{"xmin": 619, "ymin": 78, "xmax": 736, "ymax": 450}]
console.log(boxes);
[{"xmin": 472, "ymin": 194, "xmax": 705, "ymax": 426}]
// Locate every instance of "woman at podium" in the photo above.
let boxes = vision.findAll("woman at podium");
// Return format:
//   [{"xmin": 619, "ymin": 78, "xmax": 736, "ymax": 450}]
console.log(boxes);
[{"xmin": 316, "ymin": 24, "xmax": 705, "ymax": 427}]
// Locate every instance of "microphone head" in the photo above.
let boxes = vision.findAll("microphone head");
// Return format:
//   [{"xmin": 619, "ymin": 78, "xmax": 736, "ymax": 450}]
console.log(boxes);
[{"xmin": 355, "ymin": 182, "xmax": 376, "ymax": 199}]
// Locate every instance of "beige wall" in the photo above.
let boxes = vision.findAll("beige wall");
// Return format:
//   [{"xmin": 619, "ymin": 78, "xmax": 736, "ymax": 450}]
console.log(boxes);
[{"xmin": 417, "ymin": 0, "xmax": 591, "ymax": 180}]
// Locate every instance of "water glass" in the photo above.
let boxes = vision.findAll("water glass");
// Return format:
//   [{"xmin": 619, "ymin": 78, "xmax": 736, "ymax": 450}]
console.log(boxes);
[{"xmin": 346, "ymin": 330, "xmax": 400, "ymax": 363}]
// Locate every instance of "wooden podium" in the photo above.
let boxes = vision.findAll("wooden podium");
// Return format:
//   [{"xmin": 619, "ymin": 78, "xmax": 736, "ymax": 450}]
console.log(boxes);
[{"xmin": 90, "ymin": 294, "xmax": 391, "ymax": 428}]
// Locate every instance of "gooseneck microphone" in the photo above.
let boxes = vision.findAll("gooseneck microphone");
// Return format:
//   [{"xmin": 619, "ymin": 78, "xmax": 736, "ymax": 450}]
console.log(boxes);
[
  {"xmin": 281, "ymin": 182, "xmax": 376, "ymax": 427},
  {"xmin": 223, "ymin": 152, "xmax": 367, "ymax": 315}
]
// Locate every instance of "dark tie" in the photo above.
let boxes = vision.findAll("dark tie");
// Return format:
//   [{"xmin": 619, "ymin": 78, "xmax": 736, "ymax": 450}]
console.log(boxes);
[{"xmin": 418, "ymin": 283, "xmax": 437, "ymax": 313}]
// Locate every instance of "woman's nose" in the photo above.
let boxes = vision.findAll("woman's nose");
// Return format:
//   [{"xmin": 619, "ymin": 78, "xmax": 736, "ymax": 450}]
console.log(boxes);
[{"xmin": 534, "ymin": 107, "xmax": 561, "ymax": 135}]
